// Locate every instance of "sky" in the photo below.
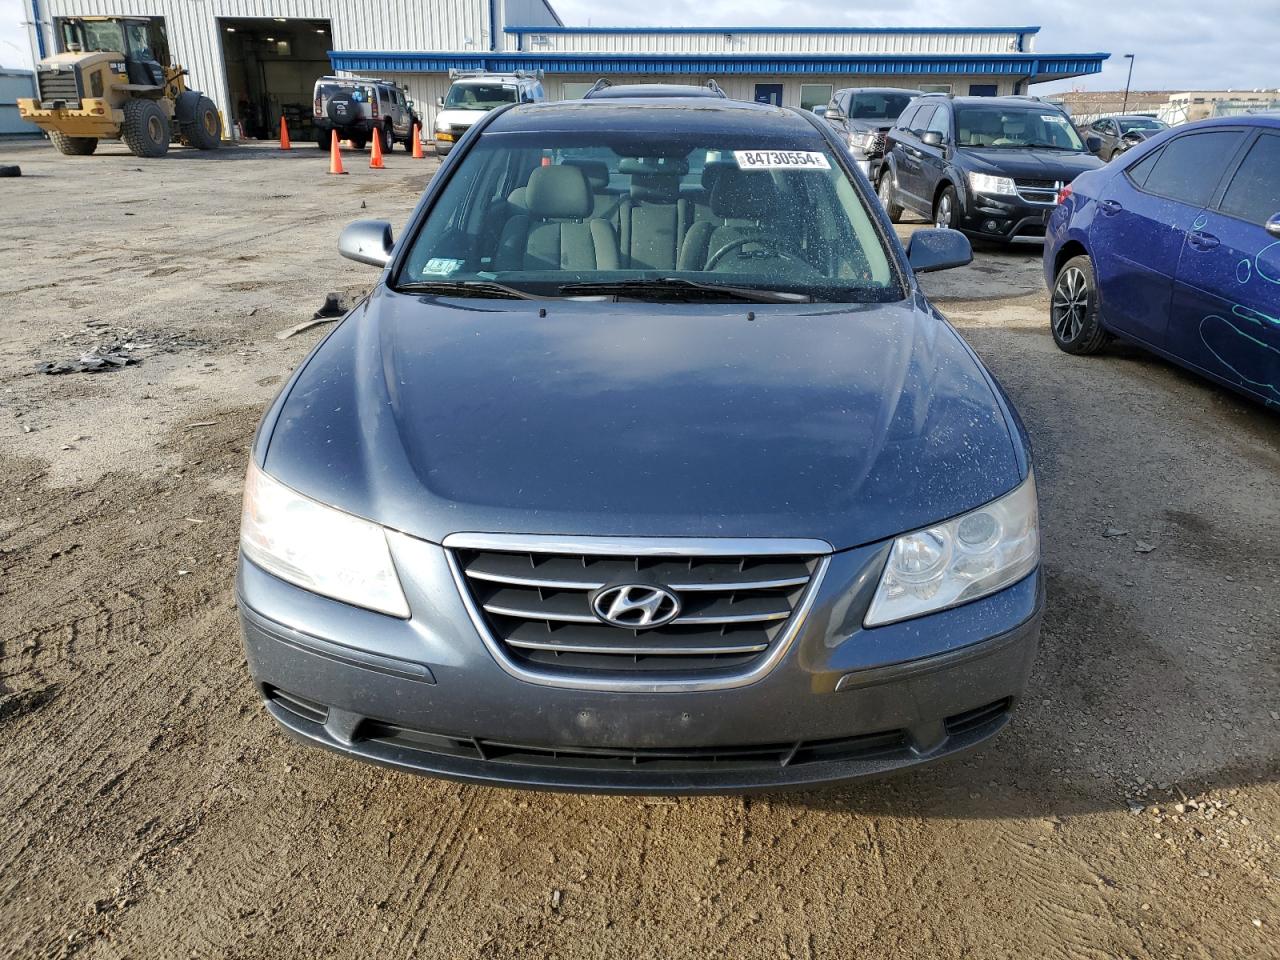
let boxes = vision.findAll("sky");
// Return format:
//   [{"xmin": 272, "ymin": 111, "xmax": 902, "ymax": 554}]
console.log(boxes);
[{"xmin": 2, "ymin": 0, "xmax": 1275, "ymax": 93}]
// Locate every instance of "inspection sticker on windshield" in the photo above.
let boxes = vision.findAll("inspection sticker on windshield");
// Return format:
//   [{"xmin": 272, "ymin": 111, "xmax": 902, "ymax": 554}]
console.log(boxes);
[
  {"xmin": 734, "ymin": 150, "xmax": 830, "ymax": 170},
  {"xmin": 423, "ymin": 258, "xmax": 463, "ymax": 276},
  {"xmin": 1041, "ymin": 114, "xmax": 1069, "ymax": 124}
]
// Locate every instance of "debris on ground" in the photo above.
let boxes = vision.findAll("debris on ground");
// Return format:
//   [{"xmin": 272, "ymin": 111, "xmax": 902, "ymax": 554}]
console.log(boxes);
[
  {"xmin": 1134, "ymin": 540, "xmax": 1156, "ymax": 553},
  {"xmin": 275, "ymin": 292, "xmax": 349, "ymax": 340},
  {"xmin": 0, "ymin": 165, "xmax": 21, "ymax": 178},
  {"xmin": 37, "ymin": 341, "xmax": 139, "ymax": 374},
  {"xmin": 1103, "ymin": 526, "xmax": 1129, "ymax": 538}
]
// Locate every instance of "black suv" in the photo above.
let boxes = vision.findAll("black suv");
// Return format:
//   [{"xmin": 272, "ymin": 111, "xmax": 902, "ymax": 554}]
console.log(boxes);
[
  {"xmin": 822, "ymin": 87, "xmax": 921, "ymax": 181},
  {"xmin": 878, "ymin": 95, "xmax": 1104, "ymax": 244}
]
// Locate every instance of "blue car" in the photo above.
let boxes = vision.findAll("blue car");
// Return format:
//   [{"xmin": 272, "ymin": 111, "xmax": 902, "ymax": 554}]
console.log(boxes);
[
  {"xmin": 1045, "ymin": 115, "xmax": 1280, "ymax": 406},
  {"xmin": 238, "ymin": 94, "xmax": 1043, "ymax": 793}
]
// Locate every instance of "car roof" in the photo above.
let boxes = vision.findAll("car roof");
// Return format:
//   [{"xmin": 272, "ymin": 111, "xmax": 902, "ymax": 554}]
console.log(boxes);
[
  {"xmin": 836, "ymin": 86, "xmax": 923, "ymax": 95},
  {"xmin": 583, "ymin": 82, "xmax": 726, "ymax": 99},
  {"xmin": 489, "ymin": 98, "xmax": 824, "ymax": 136},
  {"xmin": 1176, "ymin": 113, "xmax": 1280, "ymax": 130},
  {"xmin": 925, "ymin": 96, "xmax": 1070, "ymax": 110}
]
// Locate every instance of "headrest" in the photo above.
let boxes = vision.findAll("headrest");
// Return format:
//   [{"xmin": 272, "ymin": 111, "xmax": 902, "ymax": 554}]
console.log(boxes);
[
  {"xmin": 526, "ymin": 165, "xmax": 593, "ymax": 220},
  {"xmin": 710, "ymin": 168, "xmax": 778, "ymax": 220},
  {"xmin": 563, "ymin": 158, "xmax": 610, "ymax": 190},
  {"xmin": 701, "ymin": 160, "xmax": 736, "ymax": 193},
  {"xmin": 617, "ymin": 157, "xmax": 689, "ymax": 177},
  {"xmin": 630, "ymin": 173, "xmax": 680, "ymax": 204}
]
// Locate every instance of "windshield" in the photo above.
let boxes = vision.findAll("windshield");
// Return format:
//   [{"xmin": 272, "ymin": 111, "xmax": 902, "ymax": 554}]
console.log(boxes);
[
  {"xmin": 75, "ymin": 21, "xmax": 126, "ymax": 53},
  {"xmin": 848, "ymin": 93, "xmax": 915, "ymax": 121},
  {"xmin": 394, "ymin": 128, "xmax": 899, "ymax": 303},
  {"xmin": 444, "ymin": 83, "xmax": 518, "ymax": 111},
  {"xmin": 955, "ymin": 106, "xmax": 1085, "ymax": 150},
  {"xmin": 1118, "ymin": 117, "xmax": 1167, "ymax": 133}
]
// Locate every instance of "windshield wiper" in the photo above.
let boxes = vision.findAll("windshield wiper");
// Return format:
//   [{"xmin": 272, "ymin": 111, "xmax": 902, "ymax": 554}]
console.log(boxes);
[
  {"xmin": 396, "ymin": 279, "xmax": 541, "ymax": 300},
  {"xmin": 558, "ymin": 277, "xmax": 812, "ymax": 304}
]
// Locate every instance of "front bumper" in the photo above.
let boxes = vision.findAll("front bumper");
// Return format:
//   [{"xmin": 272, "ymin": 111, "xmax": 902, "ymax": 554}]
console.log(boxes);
[
  {"xmin": 18, "ymin": 97, "xmax": 120, "ymax": 137},
  {"xmin": 959, "ymin": 192, "xmax": 1058, "ymax": 244},
  {"xmin": 238, "ymin": 537, "xmax": 1043, "ymax": 794}
]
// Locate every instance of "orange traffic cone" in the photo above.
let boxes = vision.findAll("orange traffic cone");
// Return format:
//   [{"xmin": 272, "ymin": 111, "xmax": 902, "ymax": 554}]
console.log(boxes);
[
  {"xmin": 279, "ymin": 117, "xmax": 291, "ymax": 150},
  {"xmin": 369, "ymin": 129, "xmax": 385, "ymax": 169},
  {"xmin": 411, "ymin": 123, "xmax": 424, "ymax": 159},
  {"xmin": 328, "ymin": 130, "xmax": 347, "ymax": 175}
]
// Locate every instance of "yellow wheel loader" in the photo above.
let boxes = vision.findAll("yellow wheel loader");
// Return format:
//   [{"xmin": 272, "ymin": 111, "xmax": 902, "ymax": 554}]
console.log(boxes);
[{"xmin": 17, "ymin": 16, "xmax": 221, "ymax": 158}]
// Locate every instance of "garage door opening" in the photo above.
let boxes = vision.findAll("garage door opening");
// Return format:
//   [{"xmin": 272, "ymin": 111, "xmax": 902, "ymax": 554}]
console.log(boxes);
[{"xmin": 219, "ymin": 17, "xmax": 332, "ymax": 141}]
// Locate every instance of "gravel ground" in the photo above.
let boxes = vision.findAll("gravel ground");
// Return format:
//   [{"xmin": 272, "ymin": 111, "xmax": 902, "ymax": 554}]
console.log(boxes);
[{"xmin": 0, "ymin": 139, "xmax": 1276, "ymax": 960}]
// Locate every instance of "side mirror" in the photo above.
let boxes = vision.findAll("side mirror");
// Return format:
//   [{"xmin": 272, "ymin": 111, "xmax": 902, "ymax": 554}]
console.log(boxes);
[
  {"xmin": 906, "ymin": 228, "xmax": 973, "ymax": 274},
  {"xmin": 338, "ymin": 219, "xmax": 394, "ymax": 268},
  {"xmin": 436, "ymin": 96, "xmax": 444, "ymax": 108},
  {"xmin": 921, "ymin": 130, "xmax": 945, "ymax": 147},
  {"xmin": 1266, "ymin": 213, "xmax": 1280, "ymax": 238},
  {"xmin": 1085, "ymin": 135, "xmax": 1103, "ymax": 154},
  {"xmin": 824, "ymin": 108, "xmax": 844, "ymax": 121}
]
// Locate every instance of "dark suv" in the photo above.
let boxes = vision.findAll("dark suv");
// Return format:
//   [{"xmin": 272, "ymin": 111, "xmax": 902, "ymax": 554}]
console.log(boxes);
[
  {"xmin": 822, "ymin": 87, "xmax": 921, "ymax": 180},
  {"xmin": 879, "ymin": 95, "xmax": 1104, "ymax": 244}
]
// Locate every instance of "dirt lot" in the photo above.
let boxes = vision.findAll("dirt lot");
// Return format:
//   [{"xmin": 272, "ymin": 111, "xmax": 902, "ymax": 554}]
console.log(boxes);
[{"xmin": 0, "ymin": 140, "xmax": 1276, "ymax": 960}]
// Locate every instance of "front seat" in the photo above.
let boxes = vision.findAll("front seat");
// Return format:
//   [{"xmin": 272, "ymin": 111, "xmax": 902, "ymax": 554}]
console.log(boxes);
[
  {"xmin": 495, "ymin": 165, "xmax": 621, "ymax": 272},
  {"xmin": 678, "ymin": 167, "xmax": 781, "ymax": 271}
]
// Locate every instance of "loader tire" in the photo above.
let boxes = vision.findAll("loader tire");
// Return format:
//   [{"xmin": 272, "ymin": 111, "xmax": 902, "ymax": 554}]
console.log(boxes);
[
  {"xmin": 181, "ymin": 95, "xmax": 221, "ymax": 150},
  {"xmin": 48, "ymin": 131, "xmax": 97, "ymax": 156},
  {"xmin": 121, "ymin": 99, "xmax": 170, "ymax": 158}
]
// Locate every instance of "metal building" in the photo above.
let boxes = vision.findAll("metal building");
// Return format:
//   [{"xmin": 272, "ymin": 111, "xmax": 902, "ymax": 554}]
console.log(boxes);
[{"xmin": 23, "ymin": 1, "xmax": 1107, "ymax": 140}]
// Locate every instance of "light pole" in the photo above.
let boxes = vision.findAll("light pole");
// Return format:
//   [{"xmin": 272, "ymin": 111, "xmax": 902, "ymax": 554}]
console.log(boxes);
[{"xmin": 1122, "ymin": 54, "xmax": 1135, "ymax": 112}]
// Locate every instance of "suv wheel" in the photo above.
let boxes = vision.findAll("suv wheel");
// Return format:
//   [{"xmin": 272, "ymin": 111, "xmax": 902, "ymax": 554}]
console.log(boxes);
[
  {"xmin": 382, "ymin": 124, "xmax": 394, "ymax": 153},
  {"xmin": 877, "ymin": 173, "xmax": 903, "ymax": 223},
  {"xmin": 1051, "ymin": 255, "xmax": 1109, "ymax": 355},
  {"xmin": 934, "ymin": 186, "xmax": 958, "ymax": 229}
]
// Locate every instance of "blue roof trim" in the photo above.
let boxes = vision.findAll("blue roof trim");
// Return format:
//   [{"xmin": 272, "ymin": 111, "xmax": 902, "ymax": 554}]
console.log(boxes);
[
  {"xmin": 503, "ymin": 25, "xmax": 1042, "ymax": 36},
  {"xmin": 329, "ymin": 51, "xmax": 1107, "ymax": 79}
]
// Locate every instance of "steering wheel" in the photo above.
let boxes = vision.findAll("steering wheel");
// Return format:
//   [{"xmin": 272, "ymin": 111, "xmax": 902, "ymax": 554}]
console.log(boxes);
[{"xmin": 705, "ymin": 235, "xmax": 801, "ymax": 271}]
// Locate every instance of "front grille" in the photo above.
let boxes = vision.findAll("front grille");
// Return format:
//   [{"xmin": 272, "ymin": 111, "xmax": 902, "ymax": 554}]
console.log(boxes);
[
  {"xmin": 1015, "ymin": 179, "xmax": 1061, "ymax": 205},
  {"xmin": 865, "ymin": 131, "xmax": 887, "ymax": 156},
  {"xmin": 449, "ymin": 539, "xmax": 825, "ymax": 681},
  {"xmin": 449, "ymin": 124, "xmax": 471, "ymax": 141},
  {"xmin": 360, "ymin": 721, "xmax": 909, "ymax": 772},
  {"xmin": 37, "ymin": 67, "xmax": 80, "ymax": 107},
  {"xmin": 263, "ymin": 685, "xmax": 329, "ymax": 724}
]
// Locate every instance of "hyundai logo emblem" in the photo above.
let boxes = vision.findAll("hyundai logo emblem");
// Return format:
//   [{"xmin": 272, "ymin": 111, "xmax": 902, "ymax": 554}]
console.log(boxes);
[{"xmin": 591, "ymin": 583, "xmax": 681, "ymax": 630}]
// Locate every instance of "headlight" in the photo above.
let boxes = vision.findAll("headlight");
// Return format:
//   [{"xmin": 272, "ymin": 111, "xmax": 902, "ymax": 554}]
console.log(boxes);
[
  {"xmin": 240, "ymin": 462, "xmax": 410, "ymax": 618},
  {"xmin": 968, "ymin": 172, "xmax": 1017, "ymax": 196},
  {"xmin": 847, "ymin": 131, "xmax": 868, "ymax": 150},
  {"xmin": 434, "ymin": 117, "xmax": 450, "ymax": 132},
  {"xmin": 865, "ymin": 473, "xmax": 1039, "ymax": 626}
]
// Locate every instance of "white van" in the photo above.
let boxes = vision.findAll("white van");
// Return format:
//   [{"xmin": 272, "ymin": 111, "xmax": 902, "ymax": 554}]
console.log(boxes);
[{"xmin": 433, "ymin": 70, "xmax": 545, "ymax": 155}]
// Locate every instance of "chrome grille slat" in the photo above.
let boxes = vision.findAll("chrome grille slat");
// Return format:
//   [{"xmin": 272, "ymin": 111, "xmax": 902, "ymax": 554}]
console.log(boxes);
[{"xmin": 446, "ymin": 536, "xmax": 829, "ymax": 685}]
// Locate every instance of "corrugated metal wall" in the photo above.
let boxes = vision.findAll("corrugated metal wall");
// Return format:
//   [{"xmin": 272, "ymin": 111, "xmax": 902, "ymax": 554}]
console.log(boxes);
[
  {"xmin": 39, "ymin": 0, "xmax": 492, "ymax": 133},
  {"xmin": 506, "ymin": 29, "xmax": 1028, "ymax": 56},
  {"xmin": 0, "ymin": 71, "xmax": 40, "ymax": 135}
]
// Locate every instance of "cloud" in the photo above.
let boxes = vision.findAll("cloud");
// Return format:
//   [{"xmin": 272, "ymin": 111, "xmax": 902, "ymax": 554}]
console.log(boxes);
[{"xmin": 548, "ymin": 0, "xmax": 1279, "ymax": 92}]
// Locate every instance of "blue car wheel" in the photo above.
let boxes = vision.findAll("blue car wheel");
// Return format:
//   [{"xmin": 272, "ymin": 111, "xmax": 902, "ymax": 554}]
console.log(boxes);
[{"xmin": 1051, "ymin": 255, "xmax": 1108, "ymax": 355}]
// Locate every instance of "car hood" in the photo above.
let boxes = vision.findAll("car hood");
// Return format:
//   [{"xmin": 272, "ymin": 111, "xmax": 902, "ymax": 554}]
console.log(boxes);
[
  {"xmin": 434, "ymin": 109, "xmax": 488, "ymax": 128},
  {"xmin": 262, "ymin": 289, "xmax": 1022, "ymax": 551},
  {"xmin": 963, "ymin": 148, "xmax": 1103, "ymax": 180}
]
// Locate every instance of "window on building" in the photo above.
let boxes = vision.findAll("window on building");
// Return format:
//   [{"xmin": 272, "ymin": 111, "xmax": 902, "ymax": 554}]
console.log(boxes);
[
  {"xmin": 918, "ymin": 84, "xmax": 952, "ymax": 95},
  {"xmin": 561, "ymin": 81, "xmax": 593, "ymax": 100},
  {"xmin": 1141, "ymin": 131, "xmax": 1245, "ymax": 206},
  {"xmin": 800, "ymin": 84, "xmax": 834, "ymax": 113},
  {"xmin": 1218, "ymin": 134, "xmax": 1280, "ymax": 225}
]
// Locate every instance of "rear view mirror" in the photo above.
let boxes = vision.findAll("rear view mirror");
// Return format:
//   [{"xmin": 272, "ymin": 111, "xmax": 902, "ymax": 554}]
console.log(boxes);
[
  {"xmin": 338, "ymin": 220, "xmax": 394, "ymax": 268},
  {"xmin": 921, "ymin": 131, "xmax": 945, "ymax": 147},
  {"xmin": 1085, "ymin": 135, "xmax": 1103, "ymax": 153},
  {"xmin": 1267, "ymin": 213, "xmax": 1280, "ymax": 238},
  {"xmin": 906, "ymin": 228, "xmax": 972, "ymax": 274}
]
